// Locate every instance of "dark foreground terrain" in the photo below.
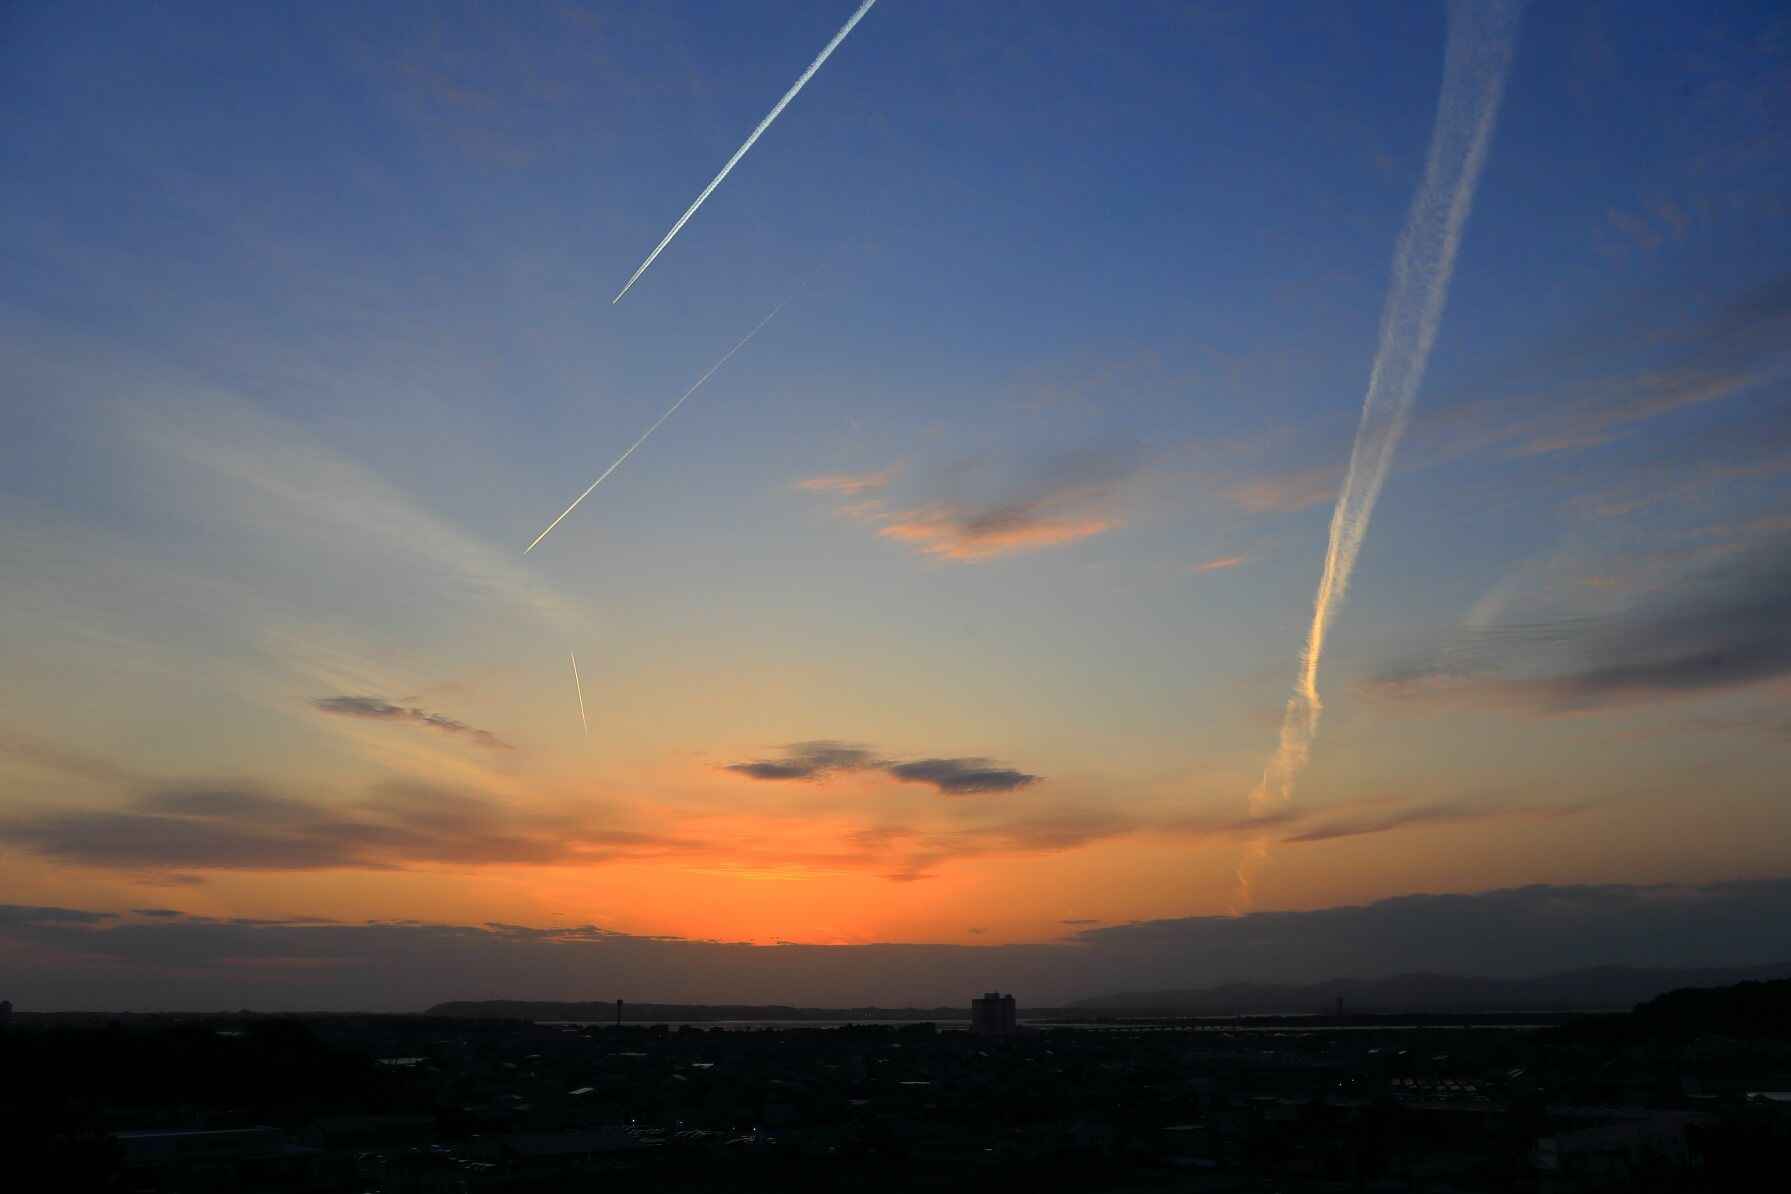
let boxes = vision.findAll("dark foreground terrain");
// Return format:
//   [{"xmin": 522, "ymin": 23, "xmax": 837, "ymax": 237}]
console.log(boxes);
[{"xmin": 3, "ymin": 981, "xmax": 1789, "ymax": 1192}]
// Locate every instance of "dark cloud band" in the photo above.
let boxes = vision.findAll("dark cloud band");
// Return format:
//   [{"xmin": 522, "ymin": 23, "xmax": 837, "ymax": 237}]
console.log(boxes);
[
  {"xmin": 726, "ymin": 741, "xmax": 1040, "ymax": 795},
  {"xmin": 3, "ymin": 881, "xmax": 1787, "ymax": 1011}
]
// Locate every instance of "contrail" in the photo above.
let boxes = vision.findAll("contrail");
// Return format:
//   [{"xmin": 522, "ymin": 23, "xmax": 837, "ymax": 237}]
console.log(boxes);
[
  {"xmin": 524, "ymin": 299, "xmax": 790, "ymax": 554},
  {"xmin": 1237, "ymin": 0, "xmax": 1523, "ymax": 902},
  {"xmin": 569, "ymin": 649, "xmax": 589, "ymax": 741},
  {"xmin": 611, "ymin": 0, "xmax": 877, "ymax": 304}
]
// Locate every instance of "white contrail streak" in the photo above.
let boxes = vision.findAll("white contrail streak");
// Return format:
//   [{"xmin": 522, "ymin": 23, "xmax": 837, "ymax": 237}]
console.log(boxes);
[
  {"xmin": 1238, "ymin": 0, "xmax": 1523, "ymax": 900},
  {"xmin": 611, "ymin": 0, "xmax": 877, "ymax": 304},
  {"xmin": 524, "ymin": 299, "xmax": 789, "ymax": 554},
  {"xmin": 569, "ymin": 649, "xmax": 589, "ymax": 741}
]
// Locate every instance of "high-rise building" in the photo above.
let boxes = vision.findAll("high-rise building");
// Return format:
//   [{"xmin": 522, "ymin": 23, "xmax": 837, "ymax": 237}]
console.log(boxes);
[{"xmin": 970, "ymin": 990, "xmax": 1017, "ymax": 1034}]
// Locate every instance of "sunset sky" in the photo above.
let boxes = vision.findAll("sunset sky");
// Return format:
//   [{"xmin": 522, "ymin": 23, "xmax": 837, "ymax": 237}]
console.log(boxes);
[{"xmin": 3, "ymin": 0, "xmax": 1788, "ymax": 1010}]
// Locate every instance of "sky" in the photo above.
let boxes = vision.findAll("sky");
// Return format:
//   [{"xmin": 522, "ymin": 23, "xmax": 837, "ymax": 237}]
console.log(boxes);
[{"xmin": 2, "ymin": 0, "xmax": 1789, "ymax": 1011}]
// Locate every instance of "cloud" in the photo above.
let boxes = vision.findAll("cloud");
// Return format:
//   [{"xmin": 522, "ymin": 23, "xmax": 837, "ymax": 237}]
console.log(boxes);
[
  {"xmin": 1070, "ymin": 881, "xmax": 1791, "ymax": 986},
  {"xmin": 1577, "ymin": 398, "xmax": 1791, "ymax": 518},
  {"xmin": 0, "ymin": 782, "xmax": 674, "ymax": 873},
  {"xmin": 1606, "ymin": 207, "xmax": 1664, "ymax": 252},
  {"xmin": 725, "ymin": 742, "xmax": 1041, "ymax": 795},
  {"xmin": 128, "ymin": 393, "xmax": 578, "ymax": 631},
  {"xmin": 803, "ymin": 445, "xmax": 1140, "ymax": 562},
  {"xmin": 886, "ymin": 758, "xmax": 1041, "ymax": 795},
  {"xmin": 131, "ymin": 908, "xmax": 185, "ymax": 918},
  {"xmin": 1192, "ymin": 554, "xmax": 1250, "ymax": 573},
  {"xmin": 1237, "ymin": 271, "xmax": 1791, "ymax": 519},
  {"xmin": 1145, "ymin": 793, "xmax": 1606, "ymax": 855},
  {"xmin": 874, "ymin": 502, "xmax": 1118, "ymax": 561},
  {"xmin": 4, "ymin": 881, "xmax": 1789, "ymax": 1011},
  {"xmin": 1230, "ymin": 464, "xmax": 1340, "ymax": 513},
  {"xmin": 1435, "ymin": 271, "xmax": 1791, "ymax": 466},
  {"xmin": 1281, "ymin": 799, "xmax": 1597, "ymax": 843},
  {"xmin": 314, "ymin": 695, "xmax": 512, "ymax": 750},
  {"xmin": 0, "ymin": 726, "xmax": 144, "ymax": 786},
  {"xmin": 0, "ymin": 904, "xmax": 117, "ymax": 927},
  {"xmin": 1368, "ymin": 529, "xmax": 1791, "ymax": 714},
  {"xmin": 792, "ymin": 470, "xmax": 890, "ymax": 495},
  {"xmin": 0, "ymin": 730, "xmax": 1606, "ymax": 891},
  {"xmin": 724, "ymin": 741, "xmax": 883, "ymax": 782},
  {"xmin": 1059, "ymin": 918, "xmax": 1101, "ymax": 926},
  {"xmin": 1508, "ymin": 369, "xmax": 1752, "ymax": 456},
  {"xmin": 851, "ymin": 809, "xmax": 1138, "ymax": 883},
  {"xmin": 141, "ymin": 787, "xmax": 315, "ymax": 822},
  {"xmin": 717, "ymin": 743, "xmax": 1589, "ymax": 877}
]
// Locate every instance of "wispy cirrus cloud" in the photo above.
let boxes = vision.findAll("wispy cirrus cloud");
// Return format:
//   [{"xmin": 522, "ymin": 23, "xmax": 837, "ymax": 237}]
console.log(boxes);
[
  {"xmin": 1442, "ymin": 272, "xmax": 1791, "ymax": 470},
  {"xmin": 1507, "ymin": 369, "xmax": 1753, "ymax": 456},
  {"xmin": 1157, "ymin": 793, "xmax": 1602, "ymax": 849},
  {"xmin": 130, "ymin": 393, "xmax": 578, "ymax": 629},
  {"xmin": 1281, "ymin": 798, "xmax": 1598, "ymax": 843},
  {"xmin": 0, "ymin": 726, "xmax": 146, "ymax": 787},
  {"xmin": 1234, "ymin": 271, "xmax": 1791, "ymax": 519},
  {"xmin": 1365, "ymin": 529, "xmax": 1791, "ymax": 717},
  {"xmin": 844, "ymin": 808, "xmax": 1132, "ymax": 883},
  {"xmin": 0, "ymin": 782, "xmax": 677, "ymax": 873},
  {"xmin": 1192, "ymin": 554, "xmax": 1251, "ymax": 573}
]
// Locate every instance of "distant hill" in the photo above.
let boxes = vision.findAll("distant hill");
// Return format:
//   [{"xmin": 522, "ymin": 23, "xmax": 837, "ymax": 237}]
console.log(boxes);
[
  {"xmin": 1072, "ymin": 962, "xmax": 1791, "ymax": 1014},
  {"xmin": 1631, "ymin": 977, "xmax": 1791, "ymax": 1040},
  {"xmin": 423, "ymin": 1001, "xmax": 987, "ymax": 1022}
]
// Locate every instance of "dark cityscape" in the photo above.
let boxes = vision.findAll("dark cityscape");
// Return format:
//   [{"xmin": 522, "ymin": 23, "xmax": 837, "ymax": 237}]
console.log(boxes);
[{"xmin": 5, "ymin": 978, "xmax": 1790, "ymax": 1192}]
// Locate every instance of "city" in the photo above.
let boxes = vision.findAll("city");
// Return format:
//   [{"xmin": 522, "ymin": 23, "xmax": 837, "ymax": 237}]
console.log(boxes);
[{"xmin": 3, "ymin": 979, "xmax": 1787, "ymax": 1191}]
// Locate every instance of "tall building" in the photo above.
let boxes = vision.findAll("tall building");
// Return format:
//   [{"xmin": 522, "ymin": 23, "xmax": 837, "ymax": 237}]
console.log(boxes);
[{"xmin": 970, "ymin": 990, "xmax": 1017, "ymax": 1034}]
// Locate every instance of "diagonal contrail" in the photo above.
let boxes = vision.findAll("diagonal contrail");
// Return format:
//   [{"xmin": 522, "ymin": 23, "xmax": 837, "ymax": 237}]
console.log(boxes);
[
  {"xmin": 611, "ymin": 0, "xmax": 878, "ymax": 305},
  {"xmin": 570, "ymin": 649, "xmax": 589, "ymax": 741},
  {"xmin": 1236, "ymin": 0, "xmax": 1524, "ymax": 906},
  {"xmin": 524, "ymin": 299, "xmax": 790, "ymax": 554}
]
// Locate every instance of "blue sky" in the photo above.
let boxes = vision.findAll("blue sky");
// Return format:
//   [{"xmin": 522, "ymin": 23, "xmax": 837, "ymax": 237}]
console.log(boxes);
[{"xmin": 2, "ymin": 0, "xmax": 1788, "ymax": 1004}]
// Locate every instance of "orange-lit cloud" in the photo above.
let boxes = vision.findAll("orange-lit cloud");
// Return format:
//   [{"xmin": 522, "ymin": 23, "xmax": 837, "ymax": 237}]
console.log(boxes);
[
  {"xmin": 874, "ymin": 501, "xmax": 1118, "ymax": 561},
  {"xmin": 1230, "ymin": 464, "xmax": 1340, "ymax": 513},
  {"xmin": 792, "ymin": 469, "xmax": 891, "ymax": 495},
  {"xmin": 797, "ymin": 447, "xmax": 1137, "ymax": 561},
  {"xmin": 1192, "ymin": 554, "xmax": 1250, "ymax": 573}
]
